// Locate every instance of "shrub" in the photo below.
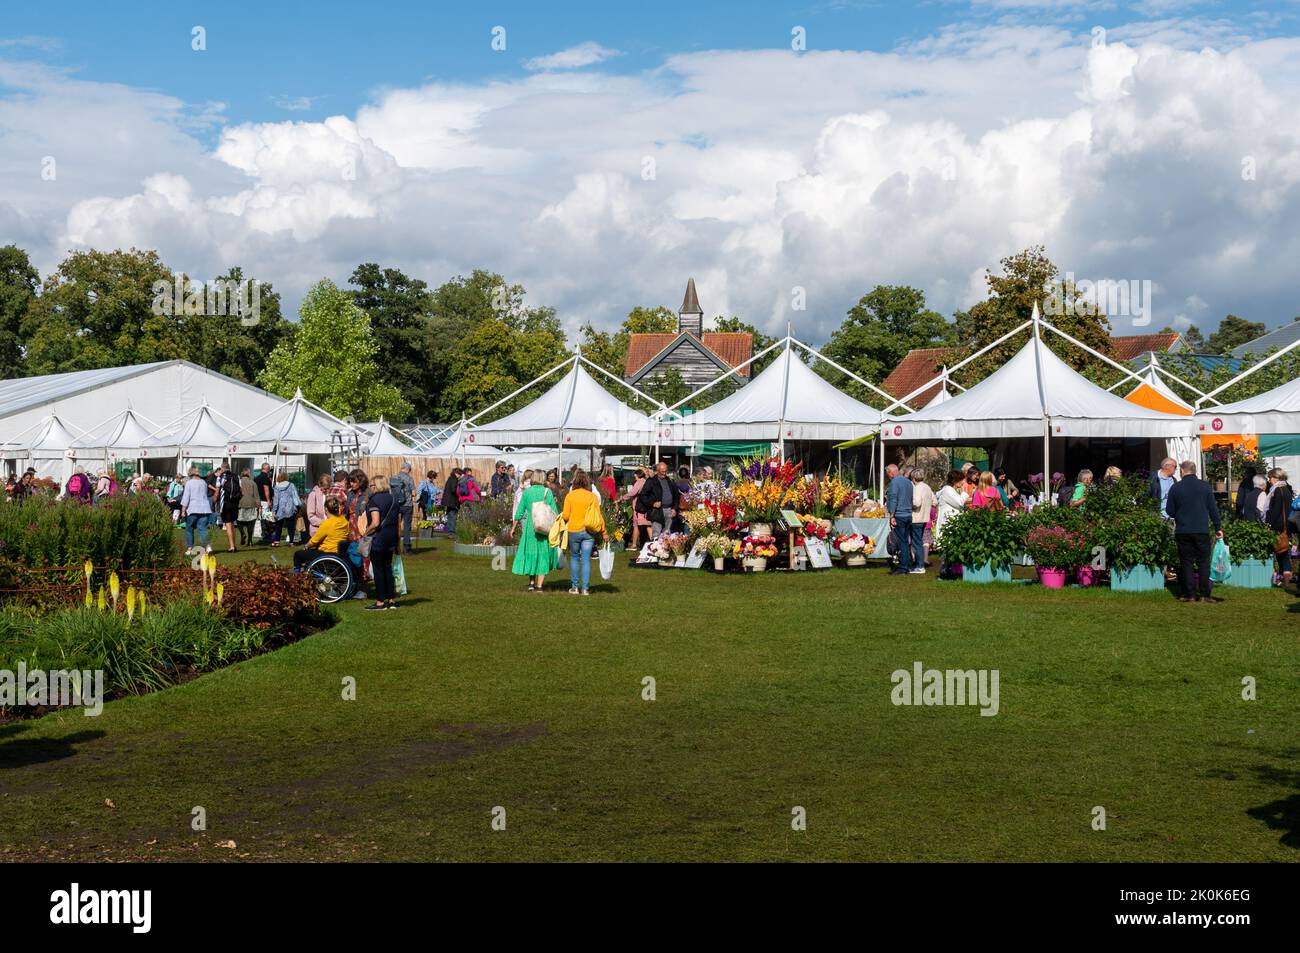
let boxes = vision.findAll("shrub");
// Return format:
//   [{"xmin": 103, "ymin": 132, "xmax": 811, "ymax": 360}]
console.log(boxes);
[
  {"xmin": 147, "ymin": 563, "xmax": 325, "ymax": 631},
  {"xmin": 1093, "ymin": 510, "xmax": 1175, "ymax": 571},
  {"xmin": 454, "ymin": 496, "xmax": 515, "ymax": 545},
  {"xmin": 0, "ymin": 495, "xmax": 177, "ymax": 588},
  {"xmin": 1221, "ymin": 517, "xmax": 1277, "ymax": 562},
  {"xmin": 939, "ymin": 506, "xmax": 1025, "ymax": 569},
  {"xmin": 1080, "ymin": 473, "xmax": 1157, "ymax": 522}
]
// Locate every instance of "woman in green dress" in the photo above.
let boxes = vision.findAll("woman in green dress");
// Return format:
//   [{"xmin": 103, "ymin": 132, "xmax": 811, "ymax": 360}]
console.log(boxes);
[{"xmin": 513, "ymin": 470, "xmax": 559, "ymax": 592}]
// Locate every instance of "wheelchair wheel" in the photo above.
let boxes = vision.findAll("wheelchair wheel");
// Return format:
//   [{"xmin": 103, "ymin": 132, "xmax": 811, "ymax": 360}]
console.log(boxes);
[{"xmin": 307, "ymin": 553, "xmax": 354, "ymax": 604}]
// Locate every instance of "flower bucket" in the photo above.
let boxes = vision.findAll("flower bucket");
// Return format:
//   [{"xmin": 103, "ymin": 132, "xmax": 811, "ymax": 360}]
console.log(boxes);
[
  {"xmin": 674, "ymin": 556, "xmax": 687, "ymax": 568},
  {"xmin": 1224, "ymin": 559, "xmax": 1273, "ymax": 589},
  {"xmin": 965, "ymin": 562, "xmax": 1011, "ymax": 584},
  {"xmin": 743, "ymin": 556, "xmax": 768, "ymax": 572},
  {"xmin": 658, "ymin": 555, "xmax": 675, "ymax": 567},
  {"xmin": 1110, "ymin": 565, "xmax": 1165, "ymax": 592},
  {"xmin": 749, "ymin": 522, "xmax": 772, "ymax": 537},
  {"xmin": 713, "ymin": 557, "xmax": 726, "ymax": 572},
  {"xmin": 845, "ymin": 554, "xmax": 866, "ymax": 567},
  {"xmin": 1038, "ymin": 567, "xmax": 1068, "ymax": 589},
  {"xmin": 1075, "ymin": 566, "xmax": 1095, "ymax": 587}
]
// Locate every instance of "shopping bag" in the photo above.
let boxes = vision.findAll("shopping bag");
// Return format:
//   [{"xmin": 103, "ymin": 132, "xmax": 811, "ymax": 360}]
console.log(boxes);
[
  {"xmin": 531, "ymin": 500, "xmax": 556, "ymax": 535},
  {"xmin": 598, "ymin": 543, "xmax": 614, "ymax": 581},
  {"xmin": 1209, "ymin": 538, "xmax": 1232, "ymax": 583},
  {"xmin": 584, "ymin": 499, "xmax": 605, "ymax": 534},
  {"xmin": 392, "ymin": 554, "xmax": 409, "ymax": 596}
]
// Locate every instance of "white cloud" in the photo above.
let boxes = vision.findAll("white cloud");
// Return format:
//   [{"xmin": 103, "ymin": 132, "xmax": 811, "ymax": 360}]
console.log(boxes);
[
  {"xmin": 524, "ymin": 42, "xmax": 622, "ymax": 71},
  {"xmin": 4, "ymin": 22, "xmax": 1300, "ymax": 347}
]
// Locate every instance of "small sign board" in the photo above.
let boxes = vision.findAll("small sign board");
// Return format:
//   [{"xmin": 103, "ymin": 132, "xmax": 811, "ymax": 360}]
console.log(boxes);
[
  {"xmin": 684, "ymin": 549, "xmax": 707, "ymax": 569},
  {"xmin": 805, "ymin": 538, "xmax": 834, "ymax": 569},
  {"xmin": 778, "ymin": 509, "xmax": 803, "ymax": 532}
]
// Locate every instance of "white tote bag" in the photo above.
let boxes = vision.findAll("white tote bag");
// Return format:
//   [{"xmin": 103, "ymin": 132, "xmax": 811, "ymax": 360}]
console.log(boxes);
[
  {"xmin": 531, "ymin": 500, "xmax": 556, "ymax": 535},
  {"xmin": 598, "ymin": 543, "xmax": 614, "ymax": 581}
]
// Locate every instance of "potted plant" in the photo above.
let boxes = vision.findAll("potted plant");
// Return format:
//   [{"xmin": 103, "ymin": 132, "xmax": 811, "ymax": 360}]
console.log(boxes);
[
  {"xmin": 1094, "ymin": 511, "xmax": 1174, "ymax": 592},
  {"xmin": 833, "ymin": 532, "xmax": 871, "ymax": 567},
  {"xmin": 938, "ymin": 507, "xmax": 1024, "ymax": 583},
  {"xmin": 1220, "ymin": 518, "xmax": 1278, "ymax": 588},
  {"xmin": 1023, "ymin": 525, "xmax": 1088, "ymax": 589},
  {"xmin": 740, "ymin": 534, "xmax": 777, "ymax": 571},
  {"xmin": 697, "ymin": 533, "xmax": 734, "ymax": 571}
]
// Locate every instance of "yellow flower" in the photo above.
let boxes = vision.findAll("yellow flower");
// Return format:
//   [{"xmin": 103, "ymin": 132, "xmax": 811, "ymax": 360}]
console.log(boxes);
[
  {"xmin": 125, "ymin": 586, "xmax": 136, "ymax": 622},
  {"xmin": 216, "ymin": 582, "xmax": 224, "ymax": 606},
  {"xmin": 84, "ymin": 588, "xmax": 92, "ymax": 608},
  {"xmin": 109, "ymin": 571, "xmax": 120, "ymax": 606},
  {"xmin": 137, "ymin": 591, "xmax": 147, "ymax": 617},
  {"xmin": 83, "ymin": 559, "xmax": 94, "ymax": 590},
  {"xmin": 96, "ymin": 586, "xmax": 106, "ymax": 611}
]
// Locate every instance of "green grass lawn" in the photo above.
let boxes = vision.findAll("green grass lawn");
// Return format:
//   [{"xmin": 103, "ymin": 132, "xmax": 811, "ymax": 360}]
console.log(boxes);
[{"xmin": 1, "ymin": 535, "xmax": 1297, "ymax": 862}]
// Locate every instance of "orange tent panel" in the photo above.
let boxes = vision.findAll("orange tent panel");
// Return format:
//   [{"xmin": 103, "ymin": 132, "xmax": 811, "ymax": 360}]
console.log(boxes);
[{"xmin": 1124, "ymin": 381, "xmax": 1192, "ymax": 416}]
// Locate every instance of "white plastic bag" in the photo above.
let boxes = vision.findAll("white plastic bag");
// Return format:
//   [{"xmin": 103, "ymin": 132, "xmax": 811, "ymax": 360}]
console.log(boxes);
[
  {"xmin": 392, "ymin": 554, "xmax": 409, "ymax": 596},
  {"xmin": 598, "ymin": 543, "xmax": 614, "ymax": 581}
]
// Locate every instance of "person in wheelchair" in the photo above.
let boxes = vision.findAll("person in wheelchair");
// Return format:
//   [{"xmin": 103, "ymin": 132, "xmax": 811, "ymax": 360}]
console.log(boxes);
[{"xmin": 294, "ymin": 496, "xmax": 350, "ymax": 569}]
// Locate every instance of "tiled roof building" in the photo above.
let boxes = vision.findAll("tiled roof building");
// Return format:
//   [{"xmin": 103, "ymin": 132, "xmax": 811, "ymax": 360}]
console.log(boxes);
[{"xmin": 623, "ymin": 279, "xmax": 754, "ymax": 388}]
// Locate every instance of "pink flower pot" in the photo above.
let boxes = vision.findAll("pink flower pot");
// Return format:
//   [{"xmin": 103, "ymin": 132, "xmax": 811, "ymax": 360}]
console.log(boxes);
[
  {"xmin": 1075, "ymin": 566, "xmax": 1095, "ymax": 587},
  {"xmin": 1038, "ymin": 567, "xmax": 1068, "ymax": 589}
]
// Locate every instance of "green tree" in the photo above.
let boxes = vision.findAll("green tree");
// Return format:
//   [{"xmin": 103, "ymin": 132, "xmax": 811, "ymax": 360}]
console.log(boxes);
[
  {"xmin": 439, "ymin": 286, "xmax": 570, "ymax": 419},
  {"xmin": 1205, "ymin": 314, "xmax": 1265, "ymax": 355},
  {"xmin": 954, "ymin": 246, "xmax": 1112, "ymax": 386},
  {"xmin": 579, "ymin": 305, "xmax": 677, "ymax": 378},
  {"xmin": 0, "ymin": 244, "xmax": 38, "ymax": 378},
  {"xmin": 349, "ymin": 263, "xmax": 437, "ymax": 419},
  {"xmin": 24, "ymin": 248, "xmax": 180, "ymax": 373},
  {"xmin": 180, "ymin": 267, "xmax": 291, "ymax": 384},
  {"xmin": 819, "ymin": 286, "xmax": 954, "ymax": 402},
  {"xmin": 260, "ymin": 279, "xmax": 411, "ymax": 421},
  {"xmin": 712, "ymin": 315, "xmax": 778, "ymax": 376},
  {"xmin": 641, "ymin": 366, "xmax": 692, "ymax": 409}
]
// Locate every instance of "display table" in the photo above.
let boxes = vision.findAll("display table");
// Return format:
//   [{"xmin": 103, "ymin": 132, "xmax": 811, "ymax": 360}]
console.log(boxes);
[{"xmin": 832, "ymin": 517, "xmax": 890, "ymax": 560}]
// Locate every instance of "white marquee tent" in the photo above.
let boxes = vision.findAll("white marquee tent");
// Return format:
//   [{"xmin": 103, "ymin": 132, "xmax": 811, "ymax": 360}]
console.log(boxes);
[
  {"xmin": 358, "ymin": 419, "xmax": 414, "ymax": 456},
  {"xmin": 226, "ymin": 390, "xmax": 361, "ymax": 458},
  {"xmin": 70, "ymin": 408, "xmax": 163, "ymax": 467},
  {"xmin": 141, "ymin": 404, "xmax": 241, "ymax": 465},
  {"xmin": 0, "ymin": 414, "xmax": 90, "ymax": 480},
  {"xmin": 417, "ymin": 421, "xmax": 504, "ymax": 458},
  {"xmin": 1192, "ymin": 376, "xmax": 1300, "ymax": 434},
  {"xmin": 660, "ymin": 341, "xmax": 886, "ymax": 445},
  {"xmin": 884, "ymin": 332, "xmax": 1194, "ymax": 443},
  {"xmin": 469, "ymin": 357, "xmax": 661, "ymax": 448}
]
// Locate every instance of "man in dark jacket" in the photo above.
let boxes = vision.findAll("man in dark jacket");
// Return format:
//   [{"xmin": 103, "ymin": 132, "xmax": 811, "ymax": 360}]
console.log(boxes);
[
  {"xmin": 636, "ymin": 461, "xmax": 681, "ymax": 535},
  {"xmin": 442, "ymin": 468, "xmax": 462, "ymax": 536},
  {"xmin": 1164, "ymin": 460, "xmax": 1223, "ymax": 603}
]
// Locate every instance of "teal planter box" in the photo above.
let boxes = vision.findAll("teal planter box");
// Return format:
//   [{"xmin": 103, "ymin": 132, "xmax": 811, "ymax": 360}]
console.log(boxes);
[
  {"xmin": 1110, "ymin": 565, "xmax": 1165, "ymax": 592},
  {"xmin": 1224, "ymin": 559, "xmax": 1274, "ymax": 589},
  {"xmin": 965, "ymin": 562, "xmax": 1012, "ymax": 584}
]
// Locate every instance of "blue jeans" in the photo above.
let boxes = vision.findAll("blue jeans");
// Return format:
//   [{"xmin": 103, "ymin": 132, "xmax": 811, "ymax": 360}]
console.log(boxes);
[
  {"xmin": 894, "ymin": 516, "xmax": 913, "ymax": 571},
  {"xmin": 910, "ymin": 521, "xmax": 926, "ymax": 569},
  {"xmin": 184, "ymin": 513, "xmax": 210, "ymax": 549},
  {"xmin": 446, "ymin": 509, "xmax": 457, "ymax": 535},
  {"xmin": 568, "ymin": 530, "xmax": 594, "ymax": 591}
]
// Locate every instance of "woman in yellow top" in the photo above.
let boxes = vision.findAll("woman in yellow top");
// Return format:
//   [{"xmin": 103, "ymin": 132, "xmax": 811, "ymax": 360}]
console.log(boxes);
[
  {"xmin": 294, "ymin": 496, "xmax": 350, "ymax": 569},
  {"xmin": 560, "ymin": 471, "xmax": 598, "ymax": 595}
]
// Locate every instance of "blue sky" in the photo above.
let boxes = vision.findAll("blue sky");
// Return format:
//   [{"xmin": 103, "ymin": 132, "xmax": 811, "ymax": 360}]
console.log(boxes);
[{"xmin": 3, "ymin": 0, "xmax": 1300, "ymax": 339}]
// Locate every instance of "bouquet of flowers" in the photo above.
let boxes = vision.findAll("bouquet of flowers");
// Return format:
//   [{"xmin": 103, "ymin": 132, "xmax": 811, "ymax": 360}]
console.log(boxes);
[
  {"xmin": 647, "ymin": 537, "xmax": 673, "ymax": 561},
  {"xmin": 733, "ymin": 479, "xmax": 786, "ymax": 524},
  {"xmin": 740, "ymin": 534, "xmax": 778, "ymax": 558},
  {"xmin": 815, "ymin": 472, "xmax": 857, "ymax": 518},
  {"xmin": 797, "ymin": 516, "xmax": 831, "ymax": 543},
  {"xmin": 833, "ymin": 532, "xmax": 870, "ymax": 555},
  {"xmin": 663, "ymin": 532, "xmax": 693, "ymax": 558},
  {"xmin": 702, "ymin": 497, "xmax": 741, "ymax": 532},
  {"xmin": 683, "ymin": 508, "xmax": 711, "ymax": 535},
  {"xmin": 695, "ymin": 533, "xmax": 735, "ymax": 559}
]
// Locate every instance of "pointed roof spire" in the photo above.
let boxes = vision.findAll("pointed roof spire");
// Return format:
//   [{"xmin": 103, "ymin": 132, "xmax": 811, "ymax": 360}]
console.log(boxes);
[{"xmin": 679, "ymin": 277, "xmax": 702, "ymax": 315}]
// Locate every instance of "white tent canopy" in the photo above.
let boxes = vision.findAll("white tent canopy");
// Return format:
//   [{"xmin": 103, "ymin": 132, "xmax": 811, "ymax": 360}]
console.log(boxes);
[
  {"xmin": 1, "ymin": 414, "xmax": 86, "ymax": 461},
  {"xmin": 71, "ymin": 408, "xmax": 162, "ymax": 461},
  {"xmin": 884, "ymin": 334, "xmax": 1195, "ymax": 442},
  {"xmin": 141, "ymin": 404, "xmax": 239, "ymax": 460},
  {"xmin": 359, "ymin": 419, "xmax": 414, "ymax": 456},
  {"xmin": 418, "ymin": 421, "xmax": 504, "ymax": 457},
  {"xmin": 1192, "ymin": 376, "xmax": 1300, "ymax": 434},
  {"xmin": 924, "ymin": 386, "xmax": 952, "ymax": 409},
  {"xmin": 470, "ymin": 361, "xmax": 659, "ymax": 447},
  {"xmin": 659, "ymin": 342, "xmax": 885, "ymax": 443},
  {"xmin": 226, "ymin": 390, "xmax": 360, "ymax": 456}
]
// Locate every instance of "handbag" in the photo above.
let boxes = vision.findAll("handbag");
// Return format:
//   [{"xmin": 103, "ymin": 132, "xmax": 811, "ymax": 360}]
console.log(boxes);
[
  {"xmin": 531, "ymin": 499, "xmax": 557, "ymax": 535},
  {"xmin": 584, "ymin": 499, "xmax": 606, "ymax": 534},
  {"xmin": 1274, "ymin": 530, "xmax": 1290, "ymax": 556}
]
